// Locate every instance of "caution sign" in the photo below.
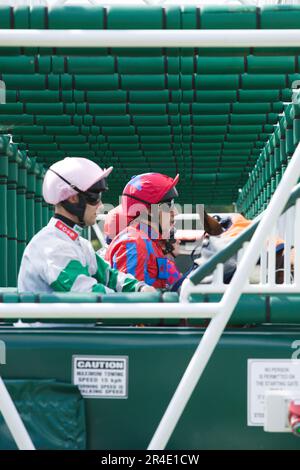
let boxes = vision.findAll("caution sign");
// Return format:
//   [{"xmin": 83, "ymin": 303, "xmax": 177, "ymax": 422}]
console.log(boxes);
[
  {"xmin": 248, "ymin": 359, "xmax": 300, "ymax": 426},
  {"xmin": 72, "ymin": 355, "xmax": 128, "ymax": 399}
]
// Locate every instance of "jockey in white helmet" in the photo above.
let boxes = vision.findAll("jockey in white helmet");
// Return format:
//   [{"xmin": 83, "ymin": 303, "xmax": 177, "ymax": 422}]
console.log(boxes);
[{"xmin": 18, "ymin": 157, "xmax": 155, "ymax": 295}]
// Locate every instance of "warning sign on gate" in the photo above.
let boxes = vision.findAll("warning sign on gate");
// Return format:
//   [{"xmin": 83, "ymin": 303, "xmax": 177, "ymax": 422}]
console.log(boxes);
[
  {"xmin": 248, "ymin": 359, "xmax": 300, "ymax": 426},
  {"xmin": 72, "ymin": 355, "xmax": 128, "ymax": 399}
]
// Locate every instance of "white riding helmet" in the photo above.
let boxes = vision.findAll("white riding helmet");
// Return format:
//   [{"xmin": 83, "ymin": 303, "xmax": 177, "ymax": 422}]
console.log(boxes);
[{"xmin": 43, "ymin": 157, "xmax": 113, "ymax": 205}]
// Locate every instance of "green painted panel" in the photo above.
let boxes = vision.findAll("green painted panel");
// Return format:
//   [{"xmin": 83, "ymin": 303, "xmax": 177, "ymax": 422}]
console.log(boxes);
[
  {"xmin": 0, "ymin": 172, "xmax": 8, "ymax": 283},
  {"xmin": 19, "ymin": 91, "xmax": 59, "ymax": 103},
  {"xmin": 122, "ymin": 74, "xmax": 165, "ymax": 90},
  {"xmin": 0, "ymin": 56, "xmax": 34, "ymax": 73},
  {"xmin": 261, "ymin": 5, "xmax": 300, "ymax": 29},
  {"xmin": 165, "ymin": 6, "xmax": 181, "ymax": 30},
  {"xmin": 197, "ymin": 57, "xmax": 244, "ymax": 74},
  {"xmin": 30, "ymin": 6, "xmax": 46, "ymax": 28},
  {"xmin": 247, "ymin": 56, "xmax": 295, "ymax": 74},
  {"xmin": 0, "ymin": 326, "xmax": 300, "ymax": 449},
  {"xmin": 194, "ymin": 90, "xmax": 237, "ymax": 103},
  {"xmin": 25, "ymin": 103, "xmax": 63, "ymax": 115},
  {"xmin": 107, "ymin": 6, "xmax": 163, "ymax": 29},
  {"xmin": 75, "ymin": 74, "xmax": 119, "ymax": 90},
  {"xmin": 201, "ymin": 5, "xmax": 257, "ymax": 29},
  {"xmin": 68, "ymin": 57, "xmax": 115, "ymax": 74},
  {"xmin": 0, "ymin": 6, "xmax": 11, "ymax": 29},
  {"xmin": 0, "ymin": 236, "xmax": 7, "ymax": 286},
  {"xmin": 195, "ymin": 74, "xmax": 239, "ymax": 90},
  {"xmin": 2, "ymin": 74, "xmax": 46, "ymax": 89},
  {"xmin": 48, "ymin": 6, "xmax": 104, "ymax": 29},
  {"xmin": 242, "ymin": 74, "xmax": 286, "ymax": 89},
  {"xmin": 86, "ymin": 91, "xmax": 126, "ymax": 103},
  {"xmin": 118, "ymin": 57, "xmax": 164, "ymax": 74},
  {"xmin": 14, "ymin": 5, "xmax": 30, "ymax": 29}
]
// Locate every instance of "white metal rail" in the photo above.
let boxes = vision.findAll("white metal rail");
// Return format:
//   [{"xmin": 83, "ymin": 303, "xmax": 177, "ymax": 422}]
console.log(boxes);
[
  {"xmin": 0, "ymin": 302, "xmax": 217, "ymax": 319},
  {"xmin": 0, "ymin": 29, "xmax": 300, "ymax": 48}
]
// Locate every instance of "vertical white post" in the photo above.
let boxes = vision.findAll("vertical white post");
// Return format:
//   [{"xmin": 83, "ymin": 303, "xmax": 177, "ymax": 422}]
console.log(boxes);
[
  {"xmin": 241, "ymin": 242, "xmax": 250, "ymax": 285},
  {"xmin": 213, "ymin": 263, "xmax": 224, "ymax": 286},
  {"xmin": 237, "ymin": 246, "xmax": 244, "ymax": 264},
  {"xmin": 92, "ymin": 222, "xmax": 107, "ymax": 249},
  {"xmin": 283, "ymin": 207, "xmax": 293, "ymax": 284},
  {"xmin": 260, "ymin": 247, "xmax": 267, "ymax": 284},
  {"xmin": 293, "ymin": 199, "xmax": 300, "ymax": 287},
  {"xmin": 0, "ymin": 377, "xmax": 35, "ymax": 450},
  {"xmin": 87, "ymin": 226, "xmax": 91, "ymax": 242},
  {"xmin": 267, "ymin": 226, "xmax": 276, "ymax": 286}
]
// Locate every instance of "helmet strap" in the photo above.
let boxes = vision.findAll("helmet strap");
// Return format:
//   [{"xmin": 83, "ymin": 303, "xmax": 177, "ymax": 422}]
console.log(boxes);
[
  {"xmin": 61, "ymin": 193, "xmax": 87, "ymax": 227},
  {"xmin": 162, "ymin": 239, "xmax": 177, "ymax": 256},
  {"xmin": 123, "ymin": 192, "xmax": 151, "ymax": 206},
  {"xmin": 161, "ymin": 228, "xmax": 177, "ymax": 256}
]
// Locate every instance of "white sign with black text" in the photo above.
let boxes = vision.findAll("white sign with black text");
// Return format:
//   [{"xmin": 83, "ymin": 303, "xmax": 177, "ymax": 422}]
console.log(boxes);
[
  {"xmin": 248, "ymin": 359, "xmax": 300, "ymax": 426},
  {"xmin": 72, "ymin": 355, "xmax": 128, "ymax": 399}
]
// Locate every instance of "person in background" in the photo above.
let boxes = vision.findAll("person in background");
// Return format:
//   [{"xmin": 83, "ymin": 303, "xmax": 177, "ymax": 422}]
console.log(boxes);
[
  {"xmin": 211, "ymin": 212, "xmax": 286, "ymax": 283},
  {"xmin": 18, "ymin": 157, "xmax": 155, "ymax": 294},
  {"xmin": 214, "ymin": 213, "xmax": 253, "ymax": 238},
  {"xmin": 104, "ymin": 203, "xmax": 133, "ymax": 246}
]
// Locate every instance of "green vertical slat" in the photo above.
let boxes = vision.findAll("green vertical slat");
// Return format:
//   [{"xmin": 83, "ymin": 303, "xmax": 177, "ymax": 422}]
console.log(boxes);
[
  {"xmin": 6, "ymin": 143, "xmax": 19, "ymax": 286},
  {"xmin": 7, "ymin": 186, "xmax": 17, "ymax": 286},
  {"xmin": 0, "ymin": 179, "xmax": 7, "ymax": 237},
  {"xmin": 0, "ymin": 238, "xmax": 7, "ymax": 287},
  {"xmin": 17, "ymin": 153, "xmax": 30, "ymax": 269},
  {"xmin": 26, "ymin": 158, "xmax": 36, "ymax": 243},
  {"xmin": 42, "ymin": 202, "xmax": 49, "ymax": 227},
  {"xmin": 0, "ymin": 137, "xmax": 8, "ymax": 287},
  {"xmin": 40, "ymin": 167, "xmax": 49, "ymax": 227},
  {"xmin": 34, "ymin": 164, "xmax": 43, "ymax": 234}
]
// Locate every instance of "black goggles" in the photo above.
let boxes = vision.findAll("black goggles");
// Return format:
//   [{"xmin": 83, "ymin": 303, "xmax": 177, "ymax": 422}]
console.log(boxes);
[
  {"xmin": 48, "ymin": 169, "xmax": 107, "ymax": 206},
  {"xmin": 83, "ymin": 191, "xmax": 102, "ymax": 206}
]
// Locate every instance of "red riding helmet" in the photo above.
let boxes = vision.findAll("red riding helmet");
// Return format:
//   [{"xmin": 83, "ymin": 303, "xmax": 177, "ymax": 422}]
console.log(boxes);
[{"xmin": 122, "ymin": 172, "xmax": 179, "ymax": 217}]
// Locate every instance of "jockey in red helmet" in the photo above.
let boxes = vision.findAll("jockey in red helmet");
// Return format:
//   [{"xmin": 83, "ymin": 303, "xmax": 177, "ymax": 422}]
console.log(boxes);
[{"xmin": 105, "ymin": 172, "xmax": 181, "ymax": 289}]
